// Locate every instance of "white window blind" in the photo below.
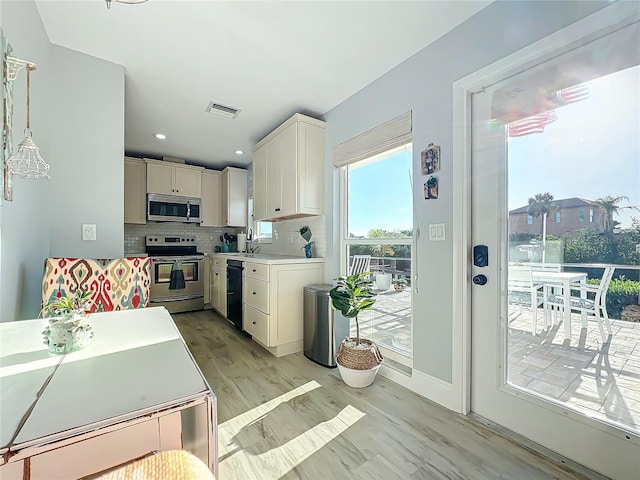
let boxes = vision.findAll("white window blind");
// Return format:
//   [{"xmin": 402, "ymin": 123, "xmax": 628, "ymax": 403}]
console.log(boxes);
[{"xmin": 333, "ymin": 111, "xmax": 412, "ymax": 167}]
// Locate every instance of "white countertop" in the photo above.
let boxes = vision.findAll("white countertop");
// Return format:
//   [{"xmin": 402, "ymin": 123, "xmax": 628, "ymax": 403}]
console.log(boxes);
[{"xmin": 209, "ymin": 252, "xmax": 325, "ymax": 265}]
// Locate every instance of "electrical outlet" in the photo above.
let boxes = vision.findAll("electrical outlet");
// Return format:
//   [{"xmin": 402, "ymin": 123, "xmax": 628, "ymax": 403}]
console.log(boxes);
[{"xmin": 82, "ymin": 224, "xmax": 97, "ymax": 241}]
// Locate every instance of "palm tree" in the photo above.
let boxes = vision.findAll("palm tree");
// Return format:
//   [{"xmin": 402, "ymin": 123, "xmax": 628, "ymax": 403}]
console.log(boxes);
[
  {"xmin": 527, "ymin": 192, "xmax": 557, "ymax": 236},
  {"xmin": 593, "ymin": 195, "xmax": 640, "ymax": 234}
]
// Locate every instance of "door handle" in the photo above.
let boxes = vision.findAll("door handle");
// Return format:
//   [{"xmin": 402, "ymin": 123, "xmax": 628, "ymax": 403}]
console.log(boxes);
[{"xmin": 275, "ymin": 208, "xmax": 281, "ymax": 212}]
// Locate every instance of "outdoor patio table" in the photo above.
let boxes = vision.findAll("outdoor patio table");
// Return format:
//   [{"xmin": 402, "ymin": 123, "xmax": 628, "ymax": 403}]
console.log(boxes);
[{"xmin": 531, "ymin": 271, "xmax": 588, "ymax": 340}]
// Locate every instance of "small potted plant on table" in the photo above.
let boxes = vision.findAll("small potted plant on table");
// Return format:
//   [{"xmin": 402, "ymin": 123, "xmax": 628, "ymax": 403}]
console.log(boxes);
[
  {"xmin": 42, "ymin": 290, "xmax": 95, "ymax": 354},
  {"xmin": 330, "ymin": 272, "xmax": 383, "ymax": 388},
  {"xmin": 393, "ymin": 277, "xmax": 408, "ymax": 291}
]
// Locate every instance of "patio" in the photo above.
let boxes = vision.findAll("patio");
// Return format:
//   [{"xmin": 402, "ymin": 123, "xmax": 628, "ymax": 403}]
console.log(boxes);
[
  {"xmin": 349, "ymin": 287, "xmax": 412, "ymax": 356},
  {"xmin": 508, "ymin": 308, "xmax": 640, "ymax": 433},
  {"xmin": 348, "ymin": 285, "xmax": 640, "ymax": 434}
]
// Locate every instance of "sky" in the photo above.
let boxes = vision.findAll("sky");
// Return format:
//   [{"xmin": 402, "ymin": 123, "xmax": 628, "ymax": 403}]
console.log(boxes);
[
  {"xmin": 507, "ymin": 65, "xmax": 640, "ymax": 228},
  {"xmin": 347, "ymin": 66, "xmax": 639, "ymax": 237},
  {"xmin": 348, "ymin": 148, "xmax": 412, "ymax": 237}
]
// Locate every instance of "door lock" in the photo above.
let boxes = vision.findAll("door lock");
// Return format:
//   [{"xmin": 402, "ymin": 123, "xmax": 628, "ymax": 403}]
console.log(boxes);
[{"xmin": 473, "ymin": 274, "xmax": 488, "ymax": 286}]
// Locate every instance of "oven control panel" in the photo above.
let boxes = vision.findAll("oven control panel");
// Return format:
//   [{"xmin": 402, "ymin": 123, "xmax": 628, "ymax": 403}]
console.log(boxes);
[{"xmin": 146, "ymin": 235, "xmax": 197, "ymax": 246}]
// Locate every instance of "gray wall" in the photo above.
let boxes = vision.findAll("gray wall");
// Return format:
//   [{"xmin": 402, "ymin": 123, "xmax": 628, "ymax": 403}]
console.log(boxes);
[
  {"xmin": 1, "ymin": 0, "xmax": 52, "ymax": 321},
  {"xmin": 0, "ymin": 0, "xmax": 125, "ymax": 321},
  {"xmin": 48, "ymin": 45, "xmax": 124, "ymax": 258},
  {"xmin": 323, "ymin": 0, "xmax": 608, "ymax": 382}
]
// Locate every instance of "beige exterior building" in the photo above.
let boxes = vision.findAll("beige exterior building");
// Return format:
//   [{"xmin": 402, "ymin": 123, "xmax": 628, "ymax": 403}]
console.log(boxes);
[{"xmin": 509, "ymin": 198, "xmax": 606, "ymax": 238}]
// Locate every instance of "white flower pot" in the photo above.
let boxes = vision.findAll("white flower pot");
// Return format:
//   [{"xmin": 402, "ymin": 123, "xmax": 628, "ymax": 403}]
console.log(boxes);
[
  {"xmin": 337, "ymin": 362, "xmax": 381, "ymax": 388},
  {"xmin": 374, "ymin": 273, "xmax": 392, "ymax": 291}
]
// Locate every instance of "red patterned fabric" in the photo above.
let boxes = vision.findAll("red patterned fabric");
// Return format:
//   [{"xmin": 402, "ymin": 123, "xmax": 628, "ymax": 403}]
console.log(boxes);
[{"xmin": 42, "ymin": 257, "xmax": 152, "ymax": 313}]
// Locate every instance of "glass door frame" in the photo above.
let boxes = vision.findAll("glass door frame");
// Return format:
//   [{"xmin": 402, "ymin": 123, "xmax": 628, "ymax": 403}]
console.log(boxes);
[{"xmin": 453, "ymin": 3, "xmax": 640, "ymax": 478}]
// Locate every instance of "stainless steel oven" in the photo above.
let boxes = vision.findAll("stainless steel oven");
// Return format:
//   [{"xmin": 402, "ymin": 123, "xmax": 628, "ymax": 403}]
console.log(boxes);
[{"xmin": 146, "ymin": 236, "xmax": 204, "ymax": 313}]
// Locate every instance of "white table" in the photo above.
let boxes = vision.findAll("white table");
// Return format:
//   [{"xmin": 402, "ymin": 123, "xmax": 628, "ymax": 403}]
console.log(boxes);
[
  {"xmin": 531, "ymin": 271, "xmax": 588, "ymax": 340},
  {"xmin": 0, "ymin": 307, "xmax": 217, "ymax": 480}
]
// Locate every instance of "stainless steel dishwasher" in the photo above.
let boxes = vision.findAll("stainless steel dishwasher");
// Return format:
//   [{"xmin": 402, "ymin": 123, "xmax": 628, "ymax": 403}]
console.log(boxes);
[{"xmin": 226, "ymin": 260, "xmax": 243, "ymax": 330}]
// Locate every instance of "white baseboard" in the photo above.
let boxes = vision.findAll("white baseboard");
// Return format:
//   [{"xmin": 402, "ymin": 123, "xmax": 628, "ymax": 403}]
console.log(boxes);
[{"xmin": 378, "ymin": 365, "xmax": 463, "ymax": 413}]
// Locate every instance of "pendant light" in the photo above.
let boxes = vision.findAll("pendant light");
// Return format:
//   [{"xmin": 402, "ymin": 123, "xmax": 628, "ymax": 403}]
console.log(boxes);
[{"xmin": 6, "ymin": 66, "xmax": 50, "ymax": 180}]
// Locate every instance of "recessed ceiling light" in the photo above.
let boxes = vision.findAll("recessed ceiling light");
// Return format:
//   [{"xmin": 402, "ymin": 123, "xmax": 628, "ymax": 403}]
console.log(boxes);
[
  {"xmin": 234, "ymin": 150, "xmax": 244, "ymax": 155},
  {"xmin": 153, "ymin": 133, "xmax": 166, "ymax": 140}
]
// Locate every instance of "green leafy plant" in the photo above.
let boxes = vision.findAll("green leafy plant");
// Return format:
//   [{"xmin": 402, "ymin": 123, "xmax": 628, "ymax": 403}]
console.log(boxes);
[
  {"xmin": 393, "ymin": 277, "xmax": 408, "ymax": 286},
  {"xmin": 329, "ymin": 272, "xmax": 377, "ymax": 345},
  {"xmin": 586, "ymin": 277, "xmax": 640, "ymax": 318},
  {"xmin": 44, "ymin": 290, "xmax": 94, "ymax": 318}
]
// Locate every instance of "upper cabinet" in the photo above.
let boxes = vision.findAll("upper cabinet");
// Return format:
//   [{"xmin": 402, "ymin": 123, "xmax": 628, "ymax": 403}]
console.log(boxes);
[
  {"xmin": 201, "ymin": 170, "xmax": 221, "ymax": 227},
  {"xmin": 221, "ymin": 167, "xmax": 248, "ymax": 227},
  {"xmin": 124, "ymin": 157, "xmax": 146, "ymax": 224},
  {"xmin": 252, "ymin": 114, "xmax": 325, "ymax": 221},
  {"xmin": 145, "ymin": 160, "xmax": 203, "ymax": 198}
]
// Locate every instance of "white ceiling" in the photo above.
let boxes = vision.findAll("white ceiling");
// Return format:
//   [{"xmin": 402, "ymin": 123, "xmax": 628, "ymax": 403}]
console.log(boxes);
[{"xmin": 35, "ymin": 0, "xmax": 491, "ymax": 169}]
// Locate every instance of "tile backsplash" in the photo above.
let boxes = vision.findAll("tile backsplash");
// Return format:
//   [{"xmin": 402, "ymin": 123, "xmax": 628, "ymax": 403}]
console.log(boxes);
[
  {"xmin": 125, "ymin": 215, "xmax": 326, "ymax": 258},
  {"xmin": 124, "ymin": 223, "xmax": 242, "ymax": 255},
  {"xmin": 255, "ymin": 216, "xmax": 326, "ymax": 258}
]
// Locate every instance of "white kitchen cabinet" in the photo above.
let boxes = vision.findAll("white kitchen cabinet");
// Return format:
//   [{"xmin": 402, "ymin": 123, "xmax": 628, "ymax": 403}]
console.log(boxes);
[
  {"xmin": 252, "ymin": 146, "xmax": 268, "ymax": 222},
  {"xmin": 146, "ymin": 160, "xmax": 203, "ymax": 198},
  {"xmin": 243, "ymin": 261, "xmax": 323, "ymax": 357},
  {"xmin": 124, "ymin": 157, "xmax": 146, "ymax": 224},
  {"xmin": 252, "ymin": 113, "xmax": 325, "ymax": 221},
  {"xmin": 210, "ymin": 257, "xmax": 227, "ymax": 317},
  {"xmin": 201, "ymin": 170, "xmax": 221, "ymax": 227},
  {"xmin": 221, "ymin": 167, "xmax": 248, "ymax": 227},
  {"xmin": 204, "ymin": 256, "xmax": 211, "ymax": 306}
]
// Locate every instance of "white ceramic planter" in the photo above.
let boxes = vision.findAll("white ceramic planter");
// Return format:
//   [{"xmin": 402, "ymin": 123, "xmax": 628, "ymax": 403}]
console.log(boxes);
[
  {"xmin": 374, "ymin": 273, "xmax": 392, "ymax": 291},
  {"xmin": 337, "ymin": 362, "xmax": 381, "ymax": 388}
]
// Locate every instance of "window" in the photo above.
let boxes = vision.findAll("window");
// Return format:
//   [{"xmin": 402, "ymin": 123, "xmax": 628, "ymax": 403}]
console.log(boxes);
[
  {"xmin": 578, "ymin": 209, "xmax": 585, "ymax": 222},
  {"xmin": 527, "ymin": 214, "xmax": 533, "ymax": 225},
  {"xmin": 555, "ymin": 212, "xmax": 561, "ymax": 223},
  {"xmin": 590, "ymin": 209, "xmax": 594, "ymax": 223},
  {"xmin": 247, "ymin": 198, "xmax": 272, "ymax": 243},
  {"xmin": 341, "ymin": 143, "xmax": 413, "ymax": 359}
]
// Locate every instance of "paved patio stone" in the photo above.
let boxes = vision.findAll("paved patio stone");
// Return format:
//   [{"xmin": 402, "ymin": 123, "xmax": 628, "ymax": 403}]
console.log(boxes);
[{"xmin": 509, "ymin": 307, "xmax": 640, "ymax": 433}]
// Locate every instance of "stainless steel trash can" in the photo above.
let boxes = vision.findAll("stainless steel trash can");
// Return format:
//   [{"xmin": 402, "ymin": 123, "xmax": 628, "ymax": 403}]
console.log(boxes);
[{"xmin": 303, "ymin": 284, "xmax": 349, "ymax": 368}]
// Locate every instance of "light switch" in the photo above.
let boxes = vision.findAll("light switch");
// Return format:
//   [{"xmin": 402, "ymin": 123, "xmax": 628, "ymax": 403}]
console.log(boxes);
[
  {"xmin": 429, "ymin": 223, "xmax": 445, "ymax": 241},
  {"xmin": 82, "ymin": 224, "xmax": 97, "ymax": 241}
]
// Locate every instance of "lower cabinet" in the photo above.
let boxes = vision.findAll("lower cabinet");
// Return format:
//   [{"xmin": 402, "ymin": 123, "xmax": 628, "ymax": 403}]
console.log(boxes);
[
  {"xmin": 243, "ymin": 261, "xmax": 323, "ymax": 357},
  {"xmin": 210, "ymin": 259, "xmax": 227, "ymax": 317}
]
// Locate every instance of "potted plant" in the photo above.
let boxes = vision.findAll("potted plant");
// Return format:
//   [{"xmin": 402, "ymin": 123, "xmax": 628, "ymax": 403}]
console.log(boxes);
[
  {"xmin": 299, "ymin": 226, "xmax": 314, "ymax": 258},
  {"xmin": 42, "ymin": 290, "xmax": 95, "ymax": 354},
  {"xmin": 393, "ymin": 277, "xmax": 408, "ymax": 291},
  {"xmin": 329, "ymin": 272, "xmax": 383, "ymax": 388}
]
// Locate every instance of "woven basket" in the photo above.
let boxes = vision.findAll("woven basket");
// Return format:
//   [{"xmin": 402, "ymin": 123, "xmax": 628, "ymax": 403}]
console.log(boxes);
[{"xmin": 336, "ymin": 337, "xmax": 383, "ymax": 370}]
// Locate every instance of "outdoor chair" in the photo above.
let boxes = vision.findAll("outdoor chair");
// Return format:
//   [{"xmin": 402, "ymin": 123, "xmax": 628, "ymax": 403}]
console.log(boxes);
[
  {"xmin": 508, "ymin": 264, "xmax": 547, "ymax": 335},
  {"xmin": 348, "ymin": 255, "xmax": 371, "ymax": 276},
  {"xmin": 545, "ymin": 267, "xmax": 614, "ymax": 342}
]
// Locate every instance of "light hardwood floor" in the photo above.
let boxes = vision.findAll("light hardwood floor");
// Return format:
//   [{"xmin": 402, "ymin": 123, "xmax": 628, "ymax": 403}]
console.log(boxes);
[{"xmin": 174, "ymin": 310, "xmax": 598, "ymax": 480}]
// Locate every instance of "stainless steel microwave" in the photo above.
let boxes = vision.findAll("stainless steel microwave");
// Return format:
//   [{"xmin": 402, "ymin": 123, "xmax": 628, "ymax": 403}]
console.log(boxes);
[{"xmin": 147, "ymin": 194, "xmax": 201, "ymax": 223}]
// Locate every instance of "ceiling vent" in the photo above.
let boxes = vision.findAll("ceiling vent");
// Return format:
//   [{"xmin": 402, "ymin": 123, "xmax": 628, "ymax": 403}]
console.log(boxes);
[{"xmin": 206, "ymin": 102, "xmax": 241, "ymax": 119}]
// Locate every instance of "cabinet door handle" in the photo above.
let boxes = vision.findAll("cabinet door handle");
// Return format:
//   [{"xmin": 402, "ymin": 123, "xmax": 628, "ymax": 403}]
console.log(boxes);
[
  {"xmin": 275, "ymin": 208, "xmax": 281, "ymax": 212},
  {"xmin": 252, "ymin": 321, "xmax": 256, "ymax": 325},
  {"xmin": 252, "ymin": 292, "xmax": 256, "ymax": 295},
  {"xmin": 252, "ymin": 269, "xmax": 257, "ymax": 272}
]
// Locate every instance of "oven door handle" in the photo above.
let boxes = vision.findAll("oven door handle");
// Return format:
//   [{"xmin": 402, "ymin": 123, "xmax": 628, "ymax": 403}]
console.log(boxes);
[{"xmin": 186, "ymin": 201, "xmax": 191, "ymax": 221}]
